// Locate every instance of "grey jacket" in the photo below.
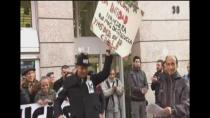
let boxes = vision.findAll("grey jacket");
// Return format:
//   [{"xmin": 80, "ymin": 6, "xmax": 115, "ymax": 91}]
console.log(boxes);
[
  {"xmin": 128, "ymin": 69, "xmax": 148, "ymax": 101},
  {"xmin": 101, "ymin": 78, "xmax": 124, "ymax": 112},
  {"xmin": 157, "ymin": 71, "xmax": 190, "ymax": 118}
]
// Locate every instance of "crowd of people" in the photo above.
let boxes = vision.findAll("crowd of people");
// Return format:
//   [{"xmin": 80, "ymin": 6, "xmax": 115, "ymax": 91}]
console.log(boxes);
[{"xmin": 20, "ymin": 44, "xmax": 190, "ymax": 118}]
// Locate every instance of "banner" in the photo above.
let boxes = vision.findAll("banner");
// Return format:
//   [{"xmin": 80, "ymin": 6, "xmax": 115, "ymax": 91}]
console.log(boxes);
[
  {"xmin": 90, "ymin": 1, "xmax": 142, "ymax": 57},
  {"xmin": 20, "ymin": 101, "xmax": 70, "ymax": 118}
]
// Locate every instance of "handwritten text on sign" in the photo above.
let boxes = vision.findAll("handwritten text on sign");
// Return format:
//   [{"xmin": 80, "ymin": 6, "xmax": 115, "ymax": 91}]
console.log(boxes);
[{"xmin": 90, "ymin": 1, "xmax": 142, "ymax": 57}]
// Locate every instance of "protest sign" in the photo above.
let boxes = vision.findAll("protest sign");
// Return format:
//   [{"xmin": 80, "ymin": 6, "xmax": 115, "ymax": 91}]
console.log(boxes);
[
  {"xmin": 91, "ymin": 1, "xmax": 142, "ymax": 57},
  {"xmin": 20, "ymin": 101, "xmax": 70, "ymax": 118}
]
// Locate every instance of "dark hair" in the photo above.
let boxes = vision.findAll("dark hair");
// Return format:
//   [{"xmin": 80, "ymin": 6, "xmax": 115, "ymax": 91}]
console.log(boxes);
[
  {"xmin": 157, "ymin": 59, "xmax": 164, "ymax": 66},
  {"xmin": 163, "ymin": 61, "xmax": 166, "ymax": 66},
  {"xmin": 46, "ymin": 72, "xmax": 54, "ymax": 77},
  {"xmin": 133, "ymin": 56, "xmax": 141, "ymax": 62},
  {"xmin": 61, "ymin": 65, "xmax": 69, "ymax": 69},
  {"xmin": 165, "ymin": 56, "xmax": 178, "ymax": 65}
]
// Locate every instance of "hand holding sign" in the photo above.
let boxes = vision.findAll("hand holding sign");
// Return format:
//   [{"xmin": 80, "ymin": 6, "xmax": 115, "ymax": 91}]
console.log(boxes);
[
  {"xmin": 106, "ymin": 41, "xmax": 113, "ymax": 56},
  {"xmin": 106, "ymin": 41, "xmax": 113, "ymax": 51},
  {"xmin": 163, "ymin": 107, "xmax": 172, "ymax": 117},
  {"xmin": 147, "ymin": 104, "xmax": 170, "ymax": 117}
]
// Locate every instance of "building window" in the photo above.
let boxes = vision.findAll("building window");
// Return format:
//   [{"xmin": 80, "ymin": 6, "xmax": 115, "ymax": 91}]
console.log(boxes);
[
  {"xmin": 73, "ymin": 1, "xmax": 98, "ymax": 37},
  {"xmin": 21, "ymin": 60, "xmax": 35, "ymax": 75},
  {"xmin": 21, "ymin": 59, "xmax": 40, "ymax": 80},
  {"xmin": 20, "ymin": 1, "xmax": 32, "ymax": 27}
]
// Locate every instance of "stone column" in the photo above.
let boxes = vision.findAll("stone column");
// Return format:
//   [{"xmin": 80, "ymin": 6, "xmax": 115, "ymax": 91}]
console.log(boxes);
[{"xmin": 37, "ymin": 1, "xmax": 75, "ymax": 80}]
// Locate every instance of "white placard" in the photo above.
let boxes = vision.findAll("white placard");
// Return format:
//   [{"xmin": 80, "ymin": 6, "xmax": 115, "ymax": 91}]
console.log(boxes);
[
  {"xmin": 91, "ymin": 1, "xmax": 142, "ymax": 57},
  {"xmin": 20, "ymin": 101, "xmax": 70, "ymax": 118}
]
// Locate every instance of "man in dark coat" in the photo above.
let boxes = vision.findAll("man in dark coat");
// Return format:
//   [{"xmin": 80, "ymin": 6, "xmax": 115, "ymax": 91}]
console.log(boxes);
[
  {"xmin": 157, "ymin": 55, "xmax": 189, "ymax": 118},
  {"xmin": 151, "ymin": 59, "xmax": 164, "ymax": 104},
  {"xmin": 54, "ymin": 45, "xmax": 113, "ymax": 118},
  {"xmin": 53, "ymin": 65, "xmax": 71, "ymax": 92}
]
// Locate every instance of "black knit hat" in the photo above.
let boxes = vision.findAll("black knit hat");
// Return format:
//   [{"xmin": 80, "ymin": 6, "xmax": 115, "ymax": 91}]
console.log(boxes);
[
  {"xmin": 76, "ymin": 53, "xmax": 90, "ymax": 67},
  {"xmin": 22, "ymin": 67, "xmax": 36, "ymax": 76}
]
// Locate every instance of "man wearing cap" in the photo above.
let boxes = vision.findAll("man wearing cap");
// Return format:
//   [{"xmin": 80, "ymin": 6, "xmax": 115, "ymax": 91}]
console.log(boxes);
[
  {"xmin": 21, "ymin": 68, "xmax": 40, "ymax": 103},
  {"xmin": 54, "ymin": 45, "xmax": 113, "ymax": 118}
]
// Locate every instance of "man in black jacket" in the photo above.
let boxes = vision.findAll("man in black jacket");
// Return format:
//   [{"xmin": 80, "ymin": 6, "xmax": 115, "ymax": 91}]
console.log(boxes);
[
  {"xmin": 54, "ymin": 44, "xmax": 113, "ymax": 118},
  {"xmin": 53, "ymin": 65, "xmax": 71, "ymax": 92},
  {"xmin": 157, "ymin": 55, "xmax": 189, "ymax": 118},
  {"xmin": 151, "ymin": 59, "xmax": 164, "ymax": 104}
]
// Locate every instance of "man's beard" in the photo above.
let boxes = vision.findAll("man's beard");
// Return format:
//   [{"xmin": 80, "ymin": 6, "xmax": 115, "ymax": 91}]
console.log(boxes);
[{"xmin": 156, "ymin": 69, "xmax": 162, "ymax": 72}]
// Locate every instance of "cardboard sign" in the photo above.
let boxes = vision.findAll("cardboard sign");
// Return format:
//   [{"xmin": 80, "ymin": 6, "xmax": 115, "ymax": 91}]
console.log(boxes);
[{"xmin": 91, "ymin": 1, "xmax": 142, "ymax": 57}]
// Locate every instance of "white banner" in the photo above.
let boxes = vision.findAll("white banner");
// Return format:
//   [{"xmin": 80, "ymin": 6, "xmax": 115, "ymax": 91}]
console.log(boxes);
[
  {"xmin": 20, "ymin": 101, "xmax": 70, "ymax": 118},
  {"xmin": 90, "ymin": 1, "xmax": 142, "ymax": 57}
]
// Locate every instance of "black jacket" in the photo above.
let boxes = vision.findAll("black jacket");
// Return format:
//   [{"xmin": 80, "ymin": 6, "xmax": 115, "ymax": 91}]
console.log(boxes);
[
  {"xmin": 20, "ymin": 88, "xmax": 30, "ymax": 105},
  {"xmin": 96, "ymin": 86, "xmax": 105, "ymax": 114},
  {"xmin": 54, "ymin": 55, "xmax": 113, "ymax": 118},
  {"xmin": 53, "ymin": 77, "xmax": 64, "ymax": 92},
  {"xmin": 151, "ymin": 70, "xmax": 162, "ymax": 103}
]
